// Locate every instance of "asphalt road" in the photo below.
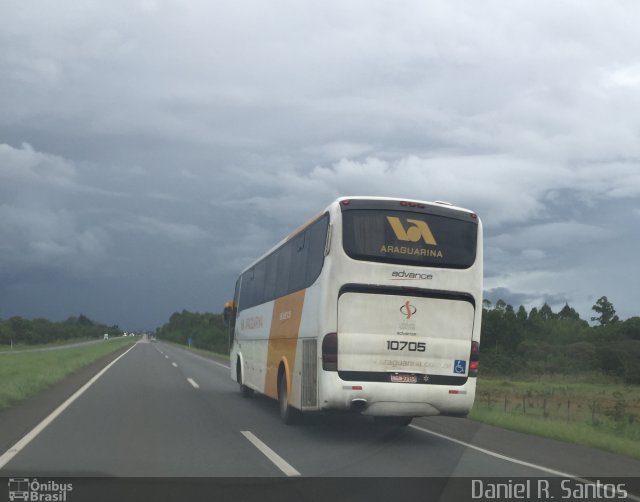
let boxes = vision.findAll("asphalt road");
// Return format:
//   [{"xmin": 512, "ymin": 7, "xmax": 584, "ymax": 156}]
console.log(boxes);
[{"xmin": 2, "ymin": 339, "xmax": 639, "ymax": 481}]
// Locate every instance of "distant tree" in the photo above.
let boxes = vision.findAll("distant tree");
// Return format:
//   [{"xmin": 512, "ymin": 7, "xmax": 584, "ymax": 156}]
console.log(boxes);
[
  {"xmin": 77, "ymin": 314, "xmax": 94, "ymax": 326},
  {"xmin": 614, "ymin": 317, "xmax": 640, "ymax": 341},
  {"xmin": 558, "ymin": 303, "xmax": 581, "ymax": 321},
  {"xmin": 0, "ymin": 323, "xmax": 11, "ymax": 345},
  {"xmin": 617, "ymin": 341, "xmax": 640, "ymax": 384},
  {"xmin": 482, "ymin": 299, "xmax": 492, "ymax": 310},
  {"xmin": 516, "ymin": 306, "xmax": 528, "ymax": 322},
  {"xmin": 591, "ymin": 296, "xmax": 619, "ymax": 325},
  {"xmin": 539, "ymin": 303, "xmax": 555, "ymax": 321},
  {"xmin": 157, "ymin": 310, "xmax": 228, "ymax": 354}
]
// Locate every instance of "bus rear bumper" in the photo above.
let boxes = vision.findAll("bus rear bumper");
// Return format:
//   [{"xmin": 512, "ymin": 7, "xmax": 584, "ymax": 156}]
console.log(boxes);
[
  {"xmin": 361, "ymin": 401, "xmax": 440, "ymax": 417},
  {"xmin": 320, "ymin": 374, "xmax": 476, "ymax": 417}
]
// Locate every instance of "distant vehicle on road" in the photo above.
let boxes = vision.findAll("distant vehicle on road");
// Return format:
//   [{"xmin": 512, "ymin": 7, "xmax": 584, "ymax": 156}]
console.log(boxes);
[
  {"xmin": 103, "ymin": 334, "xmax": 109, "ymax": 340},
  {"xmin": 224, "ymin": 196, "xmax": 483, "ymax": 425}
]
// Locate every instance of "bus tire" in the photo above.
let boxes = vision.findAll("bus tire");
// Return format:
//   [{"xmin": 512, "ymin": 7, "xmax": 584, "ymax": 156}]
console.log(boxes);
[
  {"xmin": 237, "ymin": 360, "xmax": 254, "ymax": 398},
  {"xmin": 278, "ymin": 373, "xmax": 301, "ymax": 425},
  {"xmin": 373, "ymin": 416, "xmax": 412, "ymax": 427}
]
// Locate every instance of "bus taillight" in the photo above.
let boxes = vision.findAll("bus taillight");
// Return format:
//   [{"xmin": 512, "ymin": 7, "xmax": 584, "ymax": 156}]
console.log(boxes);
[
  {"xmin": 322, "ymin": 332, "xmax": 338, "ymax": 371},
  {"xmin": 469, "ymin": 341, "xmax": 479, "ymax": 377}
]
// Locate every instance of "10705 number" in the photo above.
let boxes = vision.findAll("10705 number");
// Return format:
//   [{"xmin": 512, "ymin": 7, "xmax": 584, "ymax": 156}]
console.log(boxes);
[{"xmin": 386, "ymin": 341, "xmax": 426, "ymax": 352}]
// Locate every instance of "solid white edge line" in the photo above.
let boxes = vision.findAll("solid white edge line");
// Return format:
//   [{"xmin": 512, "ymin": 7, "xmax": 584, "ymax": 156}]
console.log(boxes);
[
  {"xmin": 241, "ymin": 431, "xmax": 301, "ymax": 477},
  {"xmin": 409, "ymin": 424, "xmax": 639, "ymax": 501},
  {"xmin": 208, "ymin": 359, "xmax": 230, "ymax": 370},
  {"xmin": 0, "ymin": 343, "xmax": 138, "ymax": 470},
  {"xmin": 187, "ymin": 378, "xmax": 199, "ymax": 389}
]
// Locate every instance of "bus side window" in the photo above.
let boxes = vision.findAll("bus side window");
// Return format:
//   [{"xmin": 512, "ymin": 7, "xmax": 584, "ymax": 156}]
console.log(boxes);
[
  {"xmin": 275, "ymin": 241, "xmax": 292, "ymax": 298},
  {"xmin": 305, "ymin": 214, "xmax": 329, "ymax": 285},
  {"xmin": 263, "ymin": 253, "xmax": 277, "ymax": 304},
  {"xmin": 289, "ymin": 232, "xmax": 308, "ymax": 293}
]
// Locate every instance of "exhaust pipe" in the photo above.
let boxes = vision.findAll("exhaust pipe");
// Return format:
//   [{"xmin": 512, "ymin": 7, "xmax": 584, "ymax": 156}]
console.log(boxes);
[{"xmin": 351, "ymin": 398, "xmax": 368, "ymax": 411}]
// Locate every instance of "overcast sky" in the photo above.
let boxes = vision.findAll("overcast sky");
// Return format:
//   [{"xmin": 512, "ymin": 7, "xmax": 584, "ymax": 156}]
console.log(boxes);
[{"xmin": 1, "ymin": 0, "xmax": 639, "ymax": 330}]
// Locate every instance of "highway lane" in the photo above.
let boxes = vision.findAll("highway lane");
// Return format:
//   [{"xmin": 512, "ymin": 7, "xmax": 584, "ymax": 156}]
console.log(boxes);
[
  {"xmin": 2, "ymin": 340, "xmax": 282, "ymax": 476},
  {"xmin": 3, "ymin": 339, "xmax": 640, "ymax": 479}
]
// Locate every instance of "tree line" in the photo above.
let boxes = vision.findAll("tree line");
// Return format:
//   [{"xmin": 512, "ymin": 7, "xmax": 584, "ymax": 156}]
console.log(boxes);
[
  {"xmin": 0, "ymin": 315, "xmax": 121, "ymax": 346},
  {"xmin": 481, "ymin": 296, "xmax": 640, "ymax": 383},
  {"xmin": 5, "ymin": 295, "xmax": 638, "ymax": 383},
  {"xmin": 155, "ymin": 310, "xmax": 228, "ymax": 354},
  {"xmin": 157, "ymin": 296, "xmax": 640, "ymax": 384}
]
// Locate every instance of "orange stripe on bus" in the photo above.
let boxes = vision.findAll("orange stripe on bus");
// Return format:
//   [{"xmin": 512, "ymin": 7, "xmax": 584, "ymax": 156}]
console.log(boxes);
[
  {"xmin": 286, "ymin": 212, "xmax": 323, "ymax": 241},
  {"xmin": 264, "ymin": 289, "xmax": 306, "ymax": 400}
]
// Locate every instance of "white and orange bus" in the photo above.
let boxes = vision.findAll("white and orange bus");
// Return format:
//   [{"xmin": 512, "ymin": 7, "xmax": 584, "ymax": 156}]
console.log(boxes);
[{"xmin": 224, "ymin": 196, "xmax": 482, "ymax": 425}]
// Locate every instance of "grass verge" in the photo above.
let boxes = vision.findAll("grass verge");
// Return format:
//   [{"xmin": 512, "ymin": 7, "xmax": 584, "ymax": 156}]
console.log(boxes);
[
  {"xmin": 471, "ymin": 377, "xmax": 640, "ymax": 460},
  {"xmin": 0, "ymin": 338, "xmax": 136, "ymax": 411},
  {"xmin": 0, "ymin": 337, "xmax": 98, "ymax": 353}
]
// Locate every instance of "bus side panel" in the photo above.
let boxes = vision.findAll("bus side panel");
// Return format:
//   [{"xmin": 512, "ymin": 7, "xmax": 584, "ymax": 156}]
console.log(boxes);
[
  {"xmin": 291, "ymin": 282, "xmax": 324, "ymax": 410},
  {"xmin": 264, "ymin": 289, "xmax": 306, "ymax": 399},
  {"xmin": 235, "ymin": 302, "xmax": 273, "ymax": 392}
]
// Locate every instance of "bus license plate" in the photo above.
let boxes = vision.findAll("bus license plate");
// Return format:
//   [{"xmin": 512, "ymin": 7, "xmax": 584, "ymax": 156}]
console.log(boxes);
[{"xmin": 390, "ymin": 374, "xmax": 417, "ymax": 383}]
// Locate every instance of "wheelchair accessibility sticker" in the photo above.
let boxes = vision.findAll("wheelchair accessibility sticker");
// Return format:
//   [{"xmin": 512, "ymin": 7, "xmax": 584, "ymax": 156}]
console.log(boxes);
[{"xmin": 453, "ymin": 360, "xmax": 466, "ymax": 374}]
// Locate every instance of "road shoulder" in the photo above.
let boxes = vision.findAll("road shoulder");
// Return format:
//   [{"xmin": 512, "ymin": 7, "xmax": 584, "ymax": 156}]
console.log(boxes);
[{"xmin": 0, "ymin": 344, "xmax": 133, "ymax": 456}]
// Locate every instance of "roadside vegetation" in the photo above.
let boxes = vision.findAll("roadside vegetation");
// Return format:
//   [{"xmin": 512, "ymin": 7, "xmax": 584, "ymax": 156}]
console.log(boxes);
[
  {"xmin": 479, "ymin": 296, "xmax": 639, "ymax": 384},
  {"xmin": 0, "ymin": 337, "xmax": 136, "ymax": 411},
  {"xmin": 0, "ymin": 315, "xmax": 122, "ymax": 349},
  {"xmin": 471, "ymin": 377, "xmax": 640, "ymax": 460},
  {"xmin": 7, "ymin": 297, "xmax": 634, "ymax": 457},
  {"xmin": 157, "ymin": 297, "xmax": 640, "ymax": 459},
  {"xmin": 472, "ymin": 296, "xmax": 640, "ymax": 459},
  {"xmin": 156, "ymin": 310, "xmax": 228, "ymax": 354}
]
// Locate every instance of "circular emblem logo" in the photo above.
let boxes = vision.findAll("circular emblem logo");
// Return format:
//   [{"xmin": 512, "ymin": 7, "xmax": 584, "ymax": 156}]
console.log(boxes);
[{"xmin": 400, "ymin": 301, "xmax": 417, "ymax": 319}]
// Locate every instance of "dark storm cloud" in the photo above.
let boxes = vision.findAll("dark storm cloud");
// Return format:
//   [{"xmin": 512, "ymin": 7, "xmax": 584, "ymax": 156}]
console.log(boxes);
[{"xmin": 1, "ymin": 0, "xmax": 639, "ymax": 328}]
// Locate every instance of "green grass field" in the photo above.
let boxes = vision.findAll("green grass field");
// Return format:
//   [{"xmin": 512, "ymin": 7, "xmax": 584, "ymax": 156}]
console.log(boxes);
[
  {"xmin": 471, "ymin": 376, "xmax": 640, "ymax": 460},
  {"xmin": 0, "ymin": 337, "xmax": 99, "ymax": 352},
  {"xmin": 0, "ymin": 337, "xmax": 136, "ymax": 411}
]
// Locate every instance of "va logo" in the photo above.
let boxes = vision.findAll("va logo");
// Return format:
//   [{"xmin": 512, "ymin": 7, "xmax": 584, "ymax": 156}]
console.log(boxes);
[{"xmin": 386, "ymin": 217, "xmax": 437, "ymax": 245}]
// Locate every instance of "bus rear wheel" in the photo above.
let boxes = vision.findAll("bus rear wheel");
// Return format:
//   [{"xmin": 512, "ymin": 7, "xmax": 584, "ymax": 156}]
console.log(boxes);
[
  {"xmin": 373, "ymin": 416, "xmax": 412, "ymax": 427},
  {"xmin": 278, "ymin": 374, "xmax": 301, "ymax": 425},
  {"xmin": 240, "ymin": 384, "xmax": 254, "ymax": 398}
]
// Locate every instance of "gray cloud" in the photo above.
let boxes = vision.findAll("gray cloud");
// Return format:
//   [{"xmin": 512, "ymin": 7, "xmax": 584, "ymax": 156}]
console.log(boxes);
[{"xmin": 1, "ymin": 1, "xmax": 639, "ymax": 328}]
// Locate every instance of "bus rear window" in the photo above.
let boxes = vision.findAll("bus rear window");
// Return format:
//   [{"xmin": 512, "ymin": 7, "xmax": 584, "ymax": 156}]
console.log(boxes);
[{"xmin": 342, "ymin": 209, "xmax": 477, "ymax": 268}]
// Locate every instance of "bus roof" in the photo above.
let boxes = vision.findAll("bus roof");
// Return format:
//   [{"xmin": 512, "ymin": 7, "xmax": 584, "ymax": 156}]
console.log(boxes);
[{"xmin": 238, "ymin": 196, "xmax": 478, "ymax": 275}]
